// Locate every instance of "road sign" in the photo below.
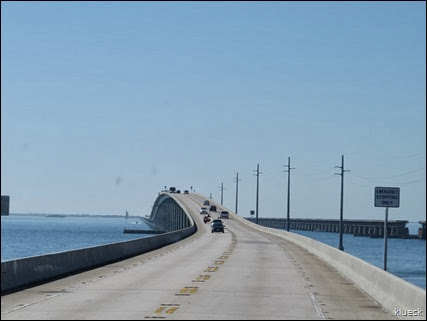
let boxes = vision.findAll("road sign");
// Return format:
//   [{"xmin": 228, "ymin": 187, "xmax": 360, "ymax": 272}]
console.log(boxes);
[{"xmin": 375, "ymin": 187, "xmax": 400, "ymax": 208}]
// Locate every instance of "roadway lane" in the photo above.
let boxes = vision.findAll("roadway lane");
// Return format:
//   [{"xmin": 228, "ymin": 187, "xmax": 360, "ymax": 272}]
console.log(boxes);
[{"xmin": 1, "ymin": 193, "xmax": 394, "ymax": 320}]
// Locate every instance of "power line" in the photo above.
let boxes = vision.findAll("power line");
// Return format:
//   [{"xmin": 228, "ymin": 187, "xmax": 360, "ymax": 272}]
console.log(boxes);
[
  {"xmin": 348, "ymin": 177, "xmax": 425, "ymax": 188},
  {"xmin": 397, "ymin": 178, "xmax": 426, "ymax": 186},
  {"xmin": 344, "ymin": 152, "xmax": 425, "ymax": 162},
  {"xmin": 353, "ymin": 168, "xmax": 425, "ymax": 180},
  {"xmin": 310, "ymin": 175, "xmax": 338, "ymax": 182},
  {"xmin": 366, "ymin": 152, "xmax": 425, "ymax": 162},
  {"xmin": 298, "ymin": 167, "xmax": 336, "ymax": 178}
]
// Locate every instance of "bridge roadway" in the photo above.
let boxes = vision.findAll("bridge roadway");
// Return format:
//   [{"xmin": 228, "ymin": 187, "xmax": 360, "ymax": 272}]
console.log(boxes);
[{"xmin": 1, "ymin": 193, "xmax": 394, "ymax": 320}]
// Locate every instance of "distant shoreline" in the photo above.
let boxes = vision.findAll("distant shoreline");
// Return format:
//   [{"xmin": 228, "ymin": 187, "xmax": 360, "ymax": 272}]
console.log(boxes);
[
  {"xmin": 7, "ymin": 213, "xmax": 143, "ymax": 219},
  {"xmin": 5, "ymin": 213, "xmax": 424, "ymax": 223}
]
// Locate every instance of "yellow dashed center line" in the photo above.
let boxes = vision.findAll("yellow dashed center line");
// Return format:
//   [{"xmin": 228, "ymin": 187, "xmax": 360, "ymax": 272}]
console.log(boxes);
[
  {"xmin": 205, "ymin": 266, "xmax": 219, "ymax": 272},
  {"xmin": 147, "ymin": 227, "xmax": 238, "ymax": 319},
  {"xmin": 177, "ymin": 287, "xmax": 198, "ymax": 295},
  {"xmin": 166, "ymin": 307, "xmax": 178, "ymax": 314},
  {"xmin": 154, "ymin": 306, "xmax": 165, "ymax": 314},
  {"xmin": 149, "ymin": 304, "xmax": 180, "ymax": 318}
]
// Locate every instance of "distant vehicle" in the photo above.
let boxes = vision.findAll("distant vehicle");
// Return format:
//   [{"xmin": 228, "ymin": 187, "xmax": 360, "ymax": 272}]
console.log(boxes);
[
  {"xmin": 169, "ymin": 187, "xmax": 176, "ymax": 193},
  {"xmin": 220, "ymin": 210, "xmax": 229, "ymax": 219},
  {"xmin": 209, "ymin": 205, "xmax": 217, "ymax": 212},
  {"xmin": 200, "ymin": 207, "xmax": 208, "ymax": 215},
  {"xmin": 211, "ymin": 219, "xmax": 225, "ymax": 233},
  {"xmin": 176, "ymin": 190, "xmax": 181, "ymax": 194},
  {"xmin": 203, "ymin": 215, "xmax": 211, "ymax": 224},
  {"xmin": 203, "ymin": 200, "xmax": 210, "ymax": 206},
  {"xmin": 184, "ymin": 190, "xmax": 189, "ymax": 194}
]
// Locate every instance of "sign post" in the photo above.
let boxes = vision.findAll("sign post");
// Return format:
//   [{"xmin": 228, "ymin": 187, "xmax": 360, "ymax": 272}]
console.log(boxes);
[
  {"xmin": 375, "ymin": 187, "xmax": 400, "ymax": 271},
  {"xmin": 383, "ymin": 206, "xmax": 389, "ymax": 271}
]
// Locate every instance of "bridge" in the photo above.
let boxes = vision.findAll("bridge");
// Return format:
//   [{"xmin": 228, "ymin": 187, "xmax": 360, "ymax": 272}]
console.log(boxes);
[
  {"xmin": 245, "ymin": 217, "xmax": 410, "ymax": 238},
  {"xmin": 1, "ymin": 192, "xmax": 425, "ymax": 320}
]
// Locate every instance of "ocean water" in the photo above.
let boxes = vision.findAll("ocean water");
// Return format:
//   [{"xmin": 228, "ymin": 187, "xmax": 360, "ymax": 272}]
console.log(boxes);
[
  {"xmin": 1, "ymin": 215, "xmax": 425, "ymax": 290},
  {"xmin": 288, "ymin": 222, "xmax": 426, "ymax": 290},
  {"xmin": 1, "ymin": 214, "xmax": 151, "ymax": 261}
]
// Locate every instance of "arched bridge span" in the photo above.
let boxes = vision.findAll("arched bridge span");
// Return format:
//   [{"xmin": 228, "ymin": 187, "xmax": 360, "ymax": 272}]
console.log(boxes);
[{"xmin": 144, "ymin": 193, "xmax": 193, "ymax": 232}]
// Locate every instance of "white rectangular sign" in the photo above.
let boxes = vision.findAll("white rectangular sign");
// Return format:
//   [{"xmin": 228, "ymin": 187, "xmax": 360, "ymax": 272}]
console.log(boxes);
[{"xmin": 375, "ymin": 187, "xmax": 400, "ymax": 208}]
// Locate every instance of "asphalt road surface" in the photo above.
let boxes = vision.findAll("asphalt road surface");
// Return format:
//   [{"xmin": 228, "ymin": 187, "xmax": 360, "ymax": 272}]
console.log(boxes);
[{"xmin": 1, "ymin": 193, "xmax": 394, "ymax": 320}]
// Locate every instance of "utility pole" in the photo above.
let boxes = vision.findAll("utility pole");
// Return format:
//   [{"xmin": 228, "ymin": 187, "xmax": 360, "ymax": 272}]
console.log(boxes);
[
  {"xmin": 335, "ymin": 155, "xmax": 350, "ymax": 251},
  {"xmin": 283, "ymin": 157, "xmax": 295, "ymax": 232},
  {"xmin": 234, "ymin": 172, "xmax": 241, "ymax": 214},
  {"xmin": 253, "ymin": 164, "xmax": 262, "ymax": 225},
  {"xmin": 219, "ymin": 182, "xmax": 224, "ymax": 205}
]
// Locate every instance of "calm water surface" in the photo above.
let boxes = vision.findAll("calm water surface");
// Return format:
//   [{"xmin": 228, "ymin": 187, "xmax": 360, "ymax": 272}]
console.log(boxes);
[
  {"xmin": 1, "ymin": 215, "xmax": 425, "ymax": 290},
  {"xmin": 1, "ymin": 214, "xmax": 151, "ymax": 261}
]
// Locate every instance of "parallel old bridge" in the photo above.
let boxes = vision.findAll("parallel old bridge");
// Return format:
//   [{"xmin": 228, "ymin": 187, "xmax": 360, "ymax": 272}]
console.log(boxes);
[
  {"xmin": 1, "ymin": 192, "xmax": 425, "ymax": 320},
  {"xmin": 245, "ymin": 217, "xmax": 410, "ymax": 238}
]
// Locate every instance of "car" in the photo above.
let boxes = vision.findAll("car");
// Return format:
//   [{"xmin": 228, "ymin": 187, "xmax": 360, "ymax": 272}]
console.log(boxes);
[
  {"xmin": 176, "ymin": 190, "xmax": 181, "ymax": 194},
  {"xmin": 200, "ymin": 207, "xmax": 208, "ymax": 215},
  {"xmin": 169, "ymin": 187, "xmax": 176, "ymax": 193},
  {"xmin": 203, "ymin": 200, "xmax": 210, "ymax": 206},
  {"xmin": 220, "ymin": 210, "xmax": 229, "ymax": 219},
  {"xmin": 209, "ymin": 205, "xmax": 217, "ymax": 212},
  {"xmin": 211, "ymin": 219, "xmax": 224, "ymax": 233},
  {"xmin": 184, "ymin": 190, "xmax": 189, "ymax": 194}
]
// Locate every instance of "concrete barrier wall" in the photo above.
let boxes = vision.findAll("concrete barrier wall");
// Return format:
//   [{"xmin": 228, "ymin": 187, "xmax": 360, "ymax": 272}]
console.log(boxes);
[
  {"xmin": 1, "ymin": 222, "xmax": 196, "ymax": 294},
  {"xmin": 2, "ymin": 193, "xmax": 197, "ymax": 294},
  {"xmin": 228, "ymin": 210, "xmax": 426, "ymax": 320}
]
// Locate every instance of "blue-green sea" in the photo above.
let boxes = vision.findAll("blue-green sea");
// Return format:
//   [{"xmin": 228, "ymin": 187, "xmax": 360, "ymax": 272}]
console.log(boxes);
[{"xmin": 1, "ymin": 214, "xmax": 151, "ymax": 261}]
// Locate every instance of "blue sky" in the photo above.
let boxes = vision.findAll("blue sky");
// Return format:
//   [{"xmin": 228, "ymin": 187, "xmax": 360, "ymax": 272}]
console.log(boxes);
[{"xmin": 1, "ymin": 2, "xmax": 425, "ymax": 223}]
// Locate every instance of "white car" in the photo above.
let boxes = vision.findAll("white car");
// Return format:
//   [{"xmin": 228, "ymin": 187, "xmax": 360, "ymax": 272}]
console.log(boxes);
[{"xmin": 200, "ymin": 207, "xmax": 208, "ymax": 215}]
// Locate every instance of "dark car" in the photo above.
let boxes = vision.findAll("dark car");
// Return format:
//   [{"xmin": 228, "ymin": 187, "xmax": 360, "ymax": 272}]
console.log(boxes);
[
  {"xmin": 211, "ymin": 219, "xmax": 224, "ymax": 233},
  {"xmin": 184, "ymin": 190, "xmax": 189, "ymax": 194},
  {"xmin": 209, "ymin": 205, "xmax": 217, "ymax": 212}
]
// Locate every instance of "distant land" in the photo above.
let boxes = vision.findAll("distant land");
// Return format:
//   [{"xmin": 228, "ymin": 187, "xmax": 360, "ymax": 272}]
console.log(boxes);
[
  {"xmin": 8, "ymin": 213, "xmax": 143, "ymax": 219},
  {"xmin": 6, "ymin": 213, "xmax": 423, "ymax": 223}
]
